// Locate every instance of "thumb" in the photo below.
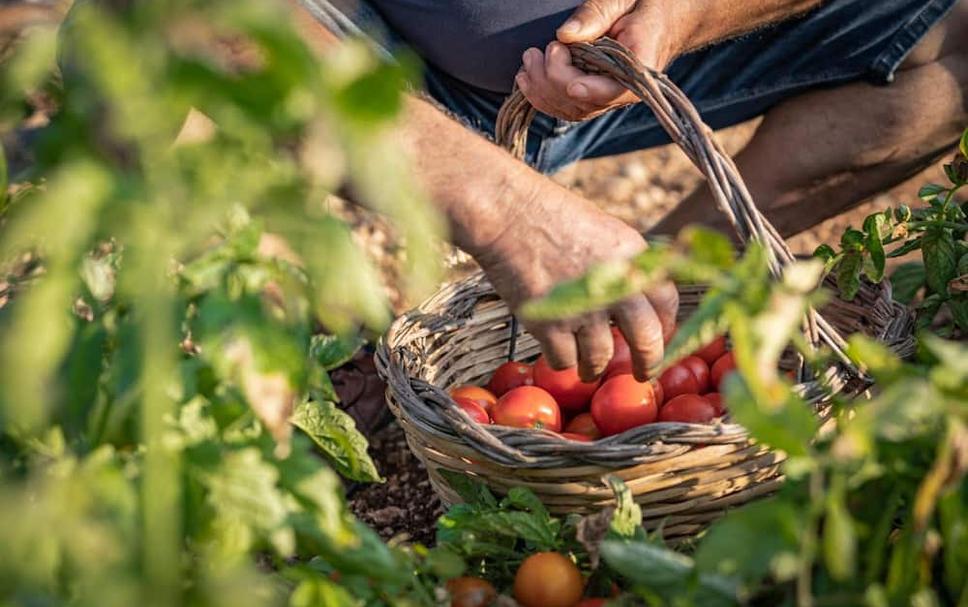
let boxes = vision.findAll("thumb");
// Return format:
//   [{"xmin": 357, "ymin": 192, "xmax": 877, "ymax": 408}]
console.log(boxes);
[{"xmin": 557, "ymin": 0, "xmax": 636, "ymax": 43}]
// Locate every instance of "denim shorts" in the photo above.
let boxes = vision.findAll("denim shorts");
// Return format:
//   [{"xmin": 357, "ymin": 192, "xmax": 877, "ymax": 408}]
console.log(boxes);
[{"xmin": 301, "ymin": 0, "xmax": 959, "ymax": 174}]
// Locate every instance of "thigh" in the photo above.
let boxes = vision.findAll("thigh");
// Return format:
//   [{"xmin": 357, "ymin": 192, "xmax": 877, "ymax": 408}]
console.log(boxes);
[{"xmin": 534, "ymin": 0, "xmax": 960, "ymax": 173}]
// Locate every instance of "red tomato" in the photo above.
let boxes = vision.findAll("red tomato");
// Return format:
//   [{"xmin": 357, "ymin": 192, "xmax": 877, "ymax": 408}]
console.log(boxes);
[
  {"xmin": 679, "ymin": 355, "xmax": 710, "ymax": 393},
  {"xmin": 693, "ymin": 334, "xmax": 728, "ymax": 365},
  {"xmin": 703, "ymin": 392, "xmax": 725, "ymax": 416},
  {"xmin": 652, "ymin": 379, "xmax": 665, "ymax": 407},
  {"xmin": 449, "ymin": 385, "xmax": 497, "ymax": 414},
  {"xmin": 658, "ymin": 363, "xmax": 701, "ymax": 400},
  {"xmin": 453, "ymin": 397, "xmax": 491, "ymax": 424},
  {"xmin": 559, "ymin": 432, "xmax": 592, "ymax": 442},
  {"xmin": 487, "ymin": 361, "xmax": 534, "ymax": 397},
  {"xmin": 590, "ymin": 374, "xmax": 659, "ymax": 437},
  {"xmin": 491, "ymin": 386, "xmax": 562, "ymax": 432},
  {"xmin": 446, "ymin": 576, "xmax": 497, "ymax": 607},
  {"xmin": 604, "ymin": 326, "xmax": 632, "ymax": 378},
  {"xmin": 533, "ymin": 356, "xmax": 600, "ymax": 412},
  {"xmin": 564, "ymin": 412, "xmax": 601, "ymax": 440},
  {"xmin": 658, "ymin": 394, "xmax": 717, "ymax": 424},
  {"xmin": 576, "ymin": 600, "xmax": 607, "ymax": 607},
  {"xmin": 513, "ymin": 552, "xmax": 584, "ymax": 607},
  {"xmin": 710, "ymin": 352, "xmax": 737, "ymax": 391}
]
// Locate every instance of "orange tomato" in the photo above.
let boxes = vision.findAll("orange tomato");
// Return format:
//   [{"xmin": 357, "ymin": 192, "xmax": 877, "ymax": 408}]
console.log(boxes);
[
  {"xmin": 453, "ymin": 397, "xmax": 491, "ymax": 424},
  {"xmin": 513, "ymin": 552, "xmax": 584, "ymax": 607},
  {"xmin": 564, "ymin": 412, "xmax": 601, "ymax": 440},
  {"xmin": 590, "ymin": 374, "xmax": 659, "ymax": 437},
  {"xmin": 450, "ymin": 385, "xmax": 498, "ymax": 414},
  {"xmin": 446, "ymin": 576, "xmax": 497, "ymax": 607},
  {"xmin": 491, "ymin": 386, "xmax": 562, "ymax": 432}
]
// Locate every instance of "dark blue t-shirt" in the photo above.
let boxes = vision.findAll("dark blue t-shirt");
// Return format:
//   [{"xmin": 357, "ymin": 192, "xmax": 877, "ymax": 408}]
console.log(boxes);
[{"xmin": 369, "ymin": 0, "xmax": 581, "ymax": 93}]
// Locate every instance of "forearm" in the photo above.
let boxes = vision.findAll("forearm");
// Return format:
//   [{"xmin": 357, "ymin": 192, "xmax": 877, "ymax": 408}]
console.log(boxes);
[{"xmin": 673, "ymin": 0, "xmax": 822, "ymax": 53}]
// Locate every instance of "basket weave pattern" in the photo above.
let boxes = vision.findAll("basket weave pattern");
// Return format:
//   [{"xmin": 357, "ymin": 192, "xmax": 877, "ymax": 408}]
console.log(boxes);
[{"xmin": 376, "ymin": 39, "xmax": 915, "ymax": 539}]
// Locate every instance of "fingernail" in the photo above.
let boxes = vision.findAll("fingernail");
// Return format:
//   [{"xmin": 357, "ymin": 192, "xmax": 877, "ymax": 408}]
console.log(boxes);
[
  {"xmin": 516, "ymin": 73, "xmax": 529, "ymax": 92},
  {"xmin": 569, "ymin": 83, "xmax": 588, "ymax": 99},
  {"xmin": 559, "ymin": 19, "xmax": 580, "ymax": 35},
  {"xmin": 522, "ymin": 49, "xmax": 535, "ymax": 68}
]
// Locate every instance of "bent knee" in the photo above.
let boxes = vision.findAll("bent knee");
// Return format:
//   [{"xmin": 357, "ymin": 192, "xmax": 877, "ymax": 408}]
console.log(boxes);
[{"xmin": 900, "ymin": 0, "xmax": 968, "ymax": 70}]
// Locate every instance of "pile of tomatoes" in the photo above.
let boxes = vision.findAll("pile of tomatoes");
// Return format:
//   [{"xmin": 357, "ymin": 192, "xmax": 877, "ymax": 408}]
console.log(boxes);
[
  {"xmin": 449, "ymin": 327, "xmax": 736, "ymax": 441},
  {"xmin": 447, "ymin": 551, "xmax": 605, "ymax": 607}
]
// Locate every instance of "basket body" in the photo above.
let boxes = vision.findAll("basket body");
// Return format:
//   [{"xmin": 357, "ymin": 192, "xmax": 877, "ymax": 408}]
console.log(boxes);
[{"xmin": 376, "ymin": 273, "xmax": 913, "ymax": 540}]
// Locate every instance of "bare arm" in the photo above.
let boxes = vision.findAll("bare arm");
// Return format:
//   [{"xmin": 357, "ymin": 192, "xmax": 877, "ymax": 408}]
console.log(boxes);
[
  {"xmin": 290, "ymin": 2, "xmax": 679, "ymax": 381},
  {"xmin": 521, "ymin": 0, "xmax": 822, "ymax": 121}
]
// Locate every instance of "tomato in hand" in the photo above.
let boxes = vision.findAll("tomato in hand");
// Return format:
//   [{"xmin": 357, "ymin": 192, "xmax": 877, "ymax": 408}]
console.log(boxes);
[
  {"xmin": 703, "ymin": 392, "xmax": 725, "ymax": 416},
  {"xmin": 513, "ymin": 552, "xmax": 584, "ymax": 607},
  {"xmin": 559, "ymin": 432, "xmax": 592, "ymax": 442},
  {"xmin": 446, "ymin": 576, "xmax": 497, "ymax": 607},
  {"xmin": 693, "ymin": 334, "xmax": 728, "ymax": 365},
  {"xmin": 603, "ymin": 326, "xmax": 632, "ymax": 378},
  {"xmin": 564, "ymin": 412, "xmax": 601, "ymax": 440},
  {"xmin": 658, "ymin": 394, "xmax": 717, "ymax": 424},
  {"xmin": 491, "ymin": 386, "xmax": 562, "ymax": 431},
  {"xmin": 453, "ymin": 397, "xmax": 491, "ymax": 424},
  {"xmin": 533, "ymin": 355, "xmax": 600, "ymax": 411},
  {"xmin": 590, "ymin": 374, "xmax": 659, "ymax": 436},
  {"xmin": 658, "ymin": 363, "xmax": 701, "ymax": 400},
  {"xmin": 487, "ymin": 361, "xmax": 534, "ymax": 396},
  {"xmin": 710, "ymin": 352, "xmax": 737, "ymax": 391},
  {"xmin": 449, "ymin": 385, "xmax": 497, "ymax": 414},
  {"xmin": 679, "ymin": 355, "xmax": 710, "ymax": 393}
]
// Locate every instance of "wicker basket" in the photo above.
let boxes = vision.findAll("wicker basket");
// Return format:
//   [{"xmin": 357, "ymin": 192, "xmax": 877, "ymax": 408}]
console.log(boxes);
[{"xmin": 375, "ymin": 39, "xmax": 916, "ymax": 540}]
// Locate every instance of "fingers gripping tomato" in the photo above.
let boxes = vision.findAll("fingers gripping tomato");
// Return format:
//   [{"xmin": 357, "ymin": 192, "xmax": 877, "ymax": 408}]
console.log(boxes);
[
  {"xmin": 533, "ymin": 356, "xmax": 600, "ymax": 411},
  {"xmin": 491, "ymin": 386, "xmax": 562, "ymax": 431},
  {"xmin": 513, "ymin": 552, "xmax": 584, "ymax": 607},
  {"xmin": 590, "ymin": 374, "xmax": 659, "ymax": 437},
  {"xmin": 487, "ymin": 361, "xmax": 534, "ymax": 396},
  {"xmin": 603, "ymin": 326, "xmax": 632, "ymax": 378}
]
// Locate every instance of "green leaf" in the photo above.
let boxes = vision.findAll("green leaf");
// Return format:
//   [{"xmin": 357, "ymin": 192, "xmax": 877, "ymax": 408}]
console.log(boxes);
[
  {"xmin": 438, "ymin": 469, "xmax": 498, "ymax": 507},
  {"xmin": 502, "ymin": 487, "xmax": 551, "ymax": 519},
  {"xmin": 695, "ymin": 498, "xmax": 801, "ymax": 584},
  {"xmin": 0, "ymin": 142, "xmax": 7, "ymax": 212},
  {"xmin": 601, "ymin": 539, "xmax": 740, "ymax": 606},
  {"xmin": 823, "ymin": 480, "xmax": 857, "ymax": 581},
  {"xmin": 918, "ymin": 183, "xmax": 947, "ymax": 201},
  {"xmin": 836, "ymin": 250, "xmax": 864, "ymax": 300},
  {"xmin": 437, "ymin": 505, "xmax": 559, "ymax": 551},
  {"xmin": 960, "ymin": 127, "xmax": 968, "ymax": 158},
  {"xmin": 840, "ymin": 228, "xmax": 866, "ymax": 250},
  {"xmin": 289, "ymin": 576, "xmax": 357, "ymax": 607},
  {"xmin": 311, "ymin": 333, "xmax": 366, "ymax": 371},
  {"xmin": 948, "ymin": 298, "xmax": 968, "ymax": 332},
  {"xmin": 846, "ymin": 335, "xmax": 902, "ymax": 381},
  {"xmin": 886, "ymin": 238, "xmax": 922, "ymax": 259},
  {"xmin": 863, "ymin": 214, "xmax": 886, "ymax": 282},
  {"xmin": 813, "ymin": 244, "xmax": 837, "ymax": 262},
  {"xmin": 678, "ymin": 225, "xmax": 735, "ymax": 270},
  {"xmin": 424, "ymin": 546, "xmax": 467, "ymax": 580},
  {"xmin": 889, "ymin": 262, "xmax": 925, "ymax": 305},
  {"xmin": 660, "ymin": 289, "xmax": 729, "ymax": 376},
  {"xmin": 921, "ymin": 226, "xmax": 958, "ymax": 295},
  {"xmin": 521, "ymin": 259, "xmax": 641, "ymax": 321},
  {"xmin": 291, "ymin": 400, "xmax": 382, "ymax": 483},
  {"xmin": 722, "ymin": 374, "xmax": 817, "ymax": 457},
  {"xmin": 606, "ymin": 476, "xmax": 642, "ymax": 538}
]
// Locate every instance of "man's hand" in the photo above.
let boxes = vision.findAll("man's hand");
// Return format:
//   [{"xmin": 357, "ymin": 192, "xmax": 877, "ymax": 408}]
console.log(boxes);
[
  {"xmin": 474, "ymin": 178, "xmax": 678, "ymax": 382},
  {"xmin": 516, "ymin": 0, "xmax": 689, "ymax": 122},
  {"xmin": 516, "ymin": 0, "xmax": 820, "ymax": 122}
]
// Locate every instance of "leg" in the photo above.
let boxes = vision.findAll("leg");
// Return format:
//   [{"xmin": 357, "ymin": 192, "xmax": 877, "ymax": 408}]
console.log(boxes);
[{"xmin": 651, "ymin": 0, "xmax": 968, "ymax": 239}]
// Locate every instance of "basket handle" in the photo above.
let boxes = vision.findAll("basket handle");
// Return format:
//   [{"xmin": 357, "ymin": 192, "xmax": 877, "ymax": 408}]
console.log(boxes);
[{"xmin": 495, "ymin": 38, "xmax": 857, "ymax": 369}]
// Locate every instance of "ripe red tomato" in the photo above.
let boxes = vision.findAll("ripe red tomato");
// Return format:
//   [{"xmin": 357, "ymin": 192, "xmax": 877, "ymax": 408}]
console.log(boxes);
[
  {"xmin": 453, "ymin": 397, "xmax": 491, "ymax": 424},
  {"xmin": 513, "ymin": 552, "xmax": 584, "ymax": 607},
  {"xmin": 446, "ymin": 576, "xmax": 497, "ymax": 607},
  {"xmin": 693, "ymin": 334, "xmax": 728, "ymax": 365},
  {"xmin": 449, "ymin": 385, "xmax": 497, "ymax": 414},
  {"xmin": 703, "ymin": 392, "xmax": 725, "ymax": 416},
  {"xmin": 590, "ymin": 374, "xmax": 659, "ymax": 437},
  {"xmin": 710, "ymin": 352, "xmax": 737, "ymax": 391},
  {"xmin": 679, "ymin": 355, "xmax": 710, "ymax": 393},
  {"xmin": 491, "ymin": 386, "xmax": 562, "ymax": 432},
  {"xmin": 559, "ymin": 432, "xmax": 592, "ymax": 442},
  {"xmin": 658, "ymin": 394, "xmax": 717, "ymax": 424},
  {"xmin": 658, "ymin": 363, "xmax": 701, "ymax": 400},
  {"xmin": 487, "ymin": 361, "xmax": 534, "ymax": 397},
  {"xmin": 603, "ymin": 326, "xmax": 631, "ymax": 377},
  {"xmin": 564, "ymin": 412, "xmax": 601, "ymax": 440},
  {"xmin": 533, "ymin": 355, "xmax": 600, "ymax": 412},
  {"xmin": 652, "ymin": 379, "xmax": 665, "ymax": 407},
  {"xmin": 576, "ymin": 600, "xmax": 607, "ymax": 607}
]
